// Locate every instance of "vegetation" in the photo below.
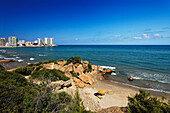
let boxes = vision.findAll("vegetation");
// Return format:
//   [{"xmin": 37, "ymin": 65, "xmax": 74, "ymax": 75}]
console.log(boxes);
[
  {"xmin": 70, "ymin": 71, "xmax": 77, "ymax": 77},
  {"xmin": 127, "ymin": 89, "xmax": 170, "ymax": 113},
  {"xmin": 14, "ymin": 66, "xmax": 34, "ymax": 76},
  {"xmin": 64, "ymin": 56, "xmax": 82, "ymax": 66},
  {"xmin": 88, "ymin": 64, "xmax": 92, "ymax": 72},
  {"xmin": 32, "ymin": 69, "xmax": 70, "ymax": 81},
  {"xmin": 0, "ymin": 65, "xmax": 91, "ymax": 113},
  {"xmin": 47, "ymin": 59, "xmax": 58, "ymax": 64},
  {"xmin": 35, "ymin": 65, "xmax": 43, "ymax": 71}
]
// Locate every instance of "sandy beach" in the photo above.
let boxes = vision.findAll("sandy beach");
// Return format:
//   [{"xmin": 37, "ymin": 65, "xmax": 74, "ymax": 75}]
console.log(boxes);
[{"xmin": 61, "ymin": 77, "xmax": 170, "ymax": 112}]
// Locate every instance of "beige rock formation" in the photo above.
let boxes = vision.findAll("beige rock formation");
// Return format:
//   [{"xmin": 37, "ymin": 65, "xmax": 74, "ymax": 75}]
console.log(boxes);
[
  {"xmin": 79, "ymin": 74, "xmax": 94, "ymax": 85},
  {"xmin": 73, "ymin": 77, "xmax": 87, "ymax": 88}
]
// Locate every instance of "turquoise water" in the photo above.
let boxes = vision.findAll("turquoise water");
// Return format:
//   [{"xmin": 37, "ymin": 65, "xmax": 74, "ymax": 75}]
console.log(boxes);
[{"xmin": 0, "ymin": 45, "xmax": 170, "ymax": 92}]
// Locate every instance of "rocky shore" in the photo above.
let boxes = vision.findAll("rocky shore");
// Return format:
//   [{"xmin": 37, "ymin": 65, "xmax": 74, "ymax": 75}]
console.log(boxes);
[{"xmin": 7, "ymin": 58, "xmax": 170, "ymax": 112}]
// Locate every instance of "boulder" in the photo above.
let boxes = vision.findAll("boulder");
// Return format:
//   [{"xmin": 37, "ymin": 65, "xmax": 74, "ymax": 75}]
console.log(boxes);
[
  {"xmin": 79, "ymin": 74, "xmax": 94, "ymax": 85},
  {"xmin": 83, "ymin": 61, "xmax": 89, "ymax": 64},
  {"xmin": 73, "ymin": 77, "xmax": 87, "ymax": 88},
  {"xmin": 0, "ymin": 60, "xmax": 14, "ymax": 63}
]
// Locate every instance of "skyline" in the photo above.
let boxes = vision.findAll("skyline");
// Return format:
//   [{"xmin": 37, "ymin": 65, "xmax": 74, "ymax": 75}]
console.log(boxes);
[{"xmin": 1, "ymin": 0, "xmax": 170, "ymax": 45}]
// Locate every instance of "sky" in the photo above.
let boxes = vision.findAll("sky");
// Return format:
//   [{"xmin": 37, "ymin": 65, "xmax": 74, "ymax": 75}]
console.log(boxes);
[{"xmin": 0, "ymin": 0, "xmax": 170, "ymax": 45}]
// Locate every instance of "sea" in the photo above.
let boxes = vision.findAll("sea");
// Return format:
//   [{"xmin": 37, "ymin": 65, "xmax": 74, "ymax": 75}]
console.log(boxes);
[{"xmin": 0, "ymin": 45, "xmax": 170, "ymax": 93}]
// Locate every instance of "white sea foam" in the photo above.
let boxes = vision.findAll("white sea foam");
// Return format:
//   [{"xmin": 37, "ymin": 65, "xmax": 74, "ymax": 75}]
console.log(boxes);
[
  {"xmin": 16, "ymin": 57, "xmax": 20, "ymax": 59},
  {"xmin": 110, "ymin": 80, "xmax": 170, "ymax": 94},
  {"xmin": 100, "ymin": 66, "xmax": 116, "ymax": 70},
  {"xmin": 39, "ymin": 54, "xmax": 47, "ymax": 56},
  {"xmin": 18, "ymin": 59, "xmax": 23, "ymax": 62},
  {"xmin": 30, "ymin": 58, "xmax": 35, "ymax": 61},
  {"xmin": 4, "ymin": 57, "xmax": 16, "ymax": 60}
]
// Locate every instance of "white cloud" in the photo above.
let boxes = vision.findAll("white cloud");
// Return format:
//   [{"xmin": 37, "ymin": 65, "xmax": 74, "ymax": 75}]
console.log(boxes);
[
  {"xmin": 142, "ymin": 34, "xmax": 150, "ymax": 38},
  {"xmin": 154, "ymin": 34, "xmax": 161, "ymax": 37},
  {"xmin": 133, "ymin": 37, "xmax": 142, "ymax": 39},
  {"xmin": 114, "ymin": 35, "xmax": 121, "ymax": 37},
  {"xmin": 75, "ymin": 38, "xmax": 79, "ymax": 40}
]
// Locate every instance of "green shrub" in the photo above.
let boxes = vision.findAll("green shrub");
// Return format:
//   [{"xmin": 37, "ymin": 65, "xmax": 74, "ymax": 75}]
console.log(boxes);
[
  {"xmin": 83, "ymin": 70, "xmax": 86, "ymax": 74},
  {"xmin": 127, "ymin": 89, "xmax": 170, "ymax": 113},
  {"xmin": 14, "ymin": 66, "xmax": 34, "ymax": 76},
  {"xmin": 36, "ymin": 65, "xmax": 43, "ymax": 71},
  {"xmin": 48, "ymin": 59, "xmax": 58, "ymax": 64},
  {"xmin": 64, "ymin": 56, "xmax": 82, "ymax": 66},
  {"xmin": 32, "ymin": 69, "xmax": 70, "ymax": 81},
  {"xmin": 88, "ymin": 64, "xmax": 92, "ymax": 72},
  {"xmin": 58, "ymin": 59, "xmax": 64, "ymax": 62},
  {"xmin": 43, "ymin": 61, "xmax": 48, "ymax": 64},
  {"xmin": 70, "ymin": 71, "xmax": 77, "ymax": 77},
  {"xmin": 35, "ymin": 61, "xmax": 43, "ymax": 66},
  {"xmin": 0, "ymin": 65, "xmax": 5, "ymax": 71},
  {"xmin": 0, "ymin": 65, "xmax": 91, "ymax": 113}
]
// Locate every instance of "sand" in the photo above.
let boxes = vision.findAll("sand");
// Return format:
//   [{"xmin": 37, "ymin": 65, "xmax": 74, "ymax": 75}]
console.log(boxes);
[{"xmin": 61, "ymin": 78, "xmax": 170, "ymax": 112}]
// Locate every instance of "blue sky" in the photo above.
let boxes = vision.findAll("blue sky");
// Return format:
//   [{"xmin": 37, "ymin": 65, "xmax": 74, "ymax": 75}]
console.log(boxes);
[{"xmin": 0, "ymin": 0, "xmax": 170, "ymax": 45}]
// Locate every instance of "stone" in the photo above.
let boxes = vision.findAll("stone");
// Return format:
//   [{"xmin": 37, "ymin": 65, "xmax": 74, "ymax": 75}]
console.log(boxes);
[{"xmin": 79, "ymin": 74, "xmax": 94, "ymax": 85}]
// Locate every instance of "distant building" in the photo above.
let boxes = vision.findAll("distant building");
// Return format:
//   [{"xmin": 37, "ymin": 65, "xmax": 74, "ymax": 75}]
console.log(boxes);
[
  {"xmin": 8, "ymin": 36, "xmax": 17, "ymax": 46},
  {"xmin": 37, "ymin": 38, "xmax": 44, "ymax": 46},
  {"xmin": 50, "ymin": 38, "xmax": 54, "ymax": 45},
  {"xmin": 44, "ymin": 37, "xmax": 49, "ymax": 45},
  {"xmin": 26, "ymin": 41, "xmax": 32, "ymax": 46},
  {"xmin": 0, "ymin": 38, "xmax": 7, "ymax": 46},
  {"xmin": 18, "ymin": 40, "xmax": 25, "ymax": 46}
]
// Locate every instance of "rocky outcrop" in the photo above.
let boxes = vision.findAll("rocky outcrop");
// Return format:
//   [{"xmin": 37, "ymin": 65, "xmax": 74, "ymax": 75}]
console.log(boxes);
[
  {"xmin": 79, "ymin": 74, "xmax": 94, "ymax": 85},
  {"xmin": 0, "ymin": 60, "xmax": 14, "ymax": 63},
  {"xmin": 73, "ymin": 77, "xmax": 87, "ymax": 88},
  {"xmin": 102, "ymin": 69, "xmax": 112, "ymax": 75}
]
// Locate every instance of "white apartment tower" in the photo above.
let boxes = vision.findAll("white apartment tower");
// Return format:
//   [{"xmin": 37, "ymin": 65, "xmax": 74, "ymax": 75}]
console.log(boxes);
[
  {"xmin": 44, "ymin": 37, "xmax": 49, "ymax": 45},
  {"xmin": 37, "ymin": 38, "xmax": 44, "ymax": 46},
  {"xmin": 8, "ymin": 36, "xmax": 17, "ymax": 46},
  {"xmin": 50, "ymin": 38, "xmax": 54, "ymax": 45}
]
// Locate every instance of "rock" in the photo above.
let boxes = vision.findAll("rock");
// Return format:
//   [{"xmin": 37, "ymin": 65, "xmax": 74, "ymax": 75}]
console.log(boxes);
[
  {"xmin": 74, "ymin": 63, "xmax": 79, "ymax": 67},
  {"xmin": 0, "ymin": 60, "xmax": 14, "ymax": 63},
  {"xmin": 102, "ymin": 69, "xmax": 112, "ymax": 75},
  {"xmin": 83, "ymin": 61, "xmax": 89, "ymax": 64},
  {"xmin": 79, "ymin": 74, "xmax": 94, "ymax": 85},
  {"xmin": 73, "ymin": 77, "xmax": 87, "ymax": 88}
]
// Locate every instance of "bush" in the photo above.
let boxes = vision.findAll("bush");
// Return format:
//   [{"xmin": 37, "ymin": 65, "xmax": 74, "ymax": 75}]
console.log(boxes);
[
  {"xmin": 0, "ymin": 65, "xmax": 91, "ymax": 113},
  {"xmin": 127, "ymin": 89, "xmax": 170, "ymax": 113},
  {"xmin": 58, "ymin": 59, "xmax": 64, "ymax": 62},
  {"xmin": 14, "ymin": 66, "xmax": 34, "ymax": 76},
  {"xmin": 32, "ymin": 69, "xmax": 70, "ymax": 81},
  {"xmin": 48, "ymin": 59, "xmax": 58, "ymax": 64},
  {"xmin": 36, "ymin": 65, "xmax": 43, "ymax": 71},
  {"xmin": 64, "ymin": 56, "xmax": 82, "ymax": 66},
  {"xmin": 70, "ymin": 71, "xmax": 77, "ymax": 77},
  {"xmin": 0, "ymin": 65, "xmax": 5, "ymax": 71},
  {"xmin": 35, "ymin": 61, "xmax": 43, "ymax": 66},
  {"xmin": 88, "ymin": 64, "xmax": 92, "ymax": 72}
]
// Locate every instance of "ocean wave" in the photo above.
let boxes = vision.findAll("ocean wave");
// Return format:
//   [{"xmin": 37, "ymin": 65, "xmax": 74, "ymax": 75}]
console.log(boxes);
[
  {"xmin": 0, "ymin": 50, "xmax": 6, "ymax": 53},
  {"xmin": 16, "ymin": 56, "xmax": 20, "ymax": 59},
  {"xmin": 100, "ymin": 65, "xmax": 116, "ymax": 70},
  {"xmin": 127, "ymin": 71, "xmax": 170, "ymax": 84},
  {"xmin": 39, "ymin": 54, "xmax": 47, "ymax": 56},
  {"xmin": 30, "ymin": 58, "xmax": 35, "ymax": 61},
  {"xmin": 110, "ymin": 80, "xmax": 170, "ymax": 94},
  {"xmin": 18, "ymin": 59, "xmax": 23, "ymax": 62},
  {"xmin": 4, "ymin": 57, "xmax": 17, "ymax": 61}
]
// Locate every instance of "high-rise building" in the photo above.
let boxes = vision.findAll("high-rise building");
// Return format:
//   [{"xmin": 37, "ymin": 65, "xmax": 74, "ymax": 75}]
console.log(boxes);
[
  {"xmin": 37, "ymin": 38, "xmax": 44, "ymax": 46},
  {"xmin": 8, "ymin": 36, "xmax": 17, "ymax": 46},
  {"xmin": 44, "ymin": 37, "xmax": 49, "ymax": 45},
  {"xmin": 50, "ymin": 38, "xmax": 54, "ymax": 45},
  {"xmin": 18, "ymin": 40, "xmax": 25, "ymax": 46},
  {"xmin": 0, "ymin": 38, "xmax": 7, "ymax": 46}
]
